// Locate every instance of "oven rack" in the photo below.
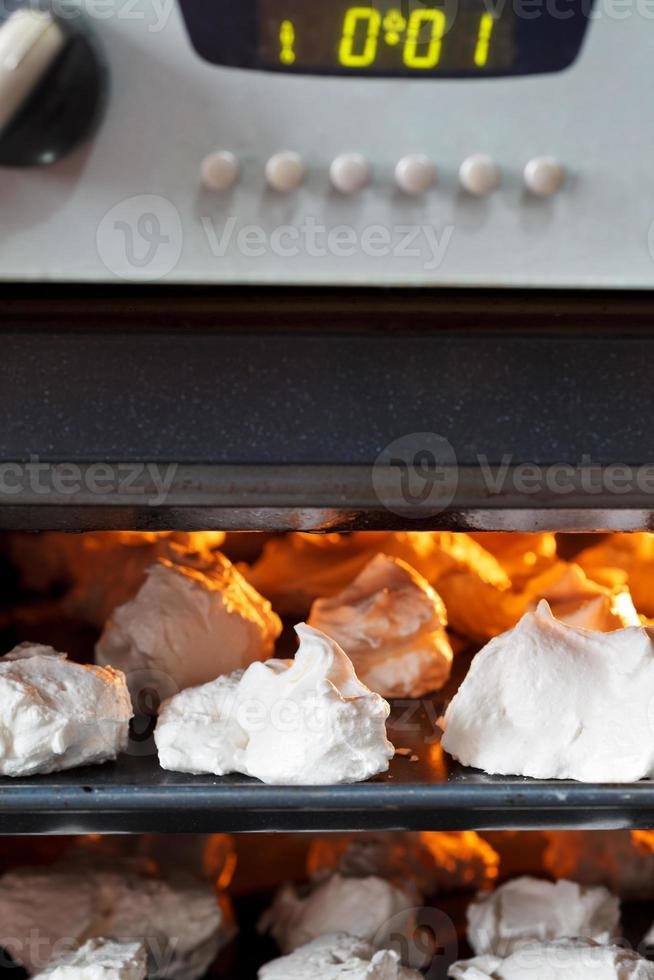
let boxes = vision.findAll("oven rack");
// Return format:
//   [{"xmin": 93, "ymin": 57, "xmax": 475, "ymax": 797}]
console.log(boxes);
[{"xmin": 2, "ymin": 701, "xmax": 654, "ymax": 834}]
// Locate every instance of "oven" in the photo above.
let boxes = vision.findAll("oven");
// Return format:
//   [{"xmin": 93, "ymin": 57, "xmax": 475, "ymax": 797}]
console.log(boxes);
[
  {"xmin": 0, "ymin": 0, "xmax": 653, "ymax": 289},
  {"xmin": 2, "ymin": 0, "xmax": 654, "ymax": 972},
  {"xmin": 0, "ymin": 288, "xmax": 653, "ymax": 976}
]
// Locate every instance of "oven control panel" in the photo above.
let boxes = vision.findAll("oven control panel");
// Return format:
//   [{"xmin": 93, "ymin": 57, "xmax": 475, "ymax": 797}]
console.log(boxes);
[{"xmin": 0, "ymin": 0, "xmax": 652, "ymax": 287}]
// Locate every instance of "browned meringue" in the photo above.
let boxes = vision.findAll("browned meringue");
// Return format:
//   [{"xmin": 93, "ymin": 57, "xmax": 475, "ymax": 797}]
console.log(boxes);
[
  {"xmin": 543, "ymin": 831, "xmax": 654, "ymax": 901},
  {"xmin": 522, "ymin": 562, "xmax": 641, "ymax": 631},
  {"xmin": 244, "ymin": 531, "xmax": 510, "ymax": 619},
  {"xmin": 8, "ymin": 532, "xmax": 226, "ymax": 629},
  {"xmin": 468, "ymin": 533, "xmax": 558, "ymax": 587},
  {"xmin": 576, "ymin": 533, "xmax": 654, "ymax": 617},
  {"xmin": 306, "ymin": 831, "xmax": 499, "ymax": 897},
  {"xmin": 308, "ymin": 554, "xmax": 453, "ymax": 698},
  {"xmin": 97, "ymin": 554, "xmax": 282, "ymax": 709},
  {"xmin": 441, "ymin": 560, "xmax": 641, "ymax": 643}
]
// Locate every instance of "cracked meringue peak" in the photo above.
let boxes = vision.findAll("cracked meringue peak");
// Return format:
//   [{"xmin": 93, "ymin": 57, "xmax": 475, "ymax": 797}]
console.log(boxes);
[
  {"xmin": 258, "ymin": 874, "xmax": 417, "ymax": 956},
  {"xmin": 258, "ymin": 933, "xmax": 423, "ymax": 980},
  {"xmin": 448, "ymin": 939, "xmax": 654, "ymax": 979},
  {"xmin": 155, "ymin": 623, "xmax": 394, "ymax": 785},
  {"xmin": 440, "ymin": 599, "xmax": 654, "ymax": 782},
  {"xmin": 33, "ymin": 939, "xmax": 147, "ymax": 980},
  {"xmin": 466, "ymin": 876, "xmax": 620, "ymax": 957},
  {"xmin": 96, "ymin": 553, "xmax": 281, "ymax": 712},
  {"xmin": 308, "ymin": 553, "xmax": 453, "ymax": 698},
  {"xmin": 0, "ymin": 643, "xmax": 132, "ymax": 777}
]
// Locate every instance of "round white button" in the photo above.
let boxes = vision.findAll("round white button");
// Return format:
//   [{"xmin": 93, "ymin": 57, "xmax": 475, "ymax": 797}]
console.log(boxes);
[
  {"xmin": 330, "ymin": 153, "xmax": 370, "ymax": 194},
  {"xmin": 265, "ymin": 151, "xmax": 306, "ymax": 192},
  {"xmin": 395, "ymin": 154, "xmax": 436, "ymax": 195},
  {"xmin": 524, "ymin": 157, "xmax": 565, "ymax": 196},
  {"xmin": 200, "ymin": 150, "xmax": 239, "ymax": 192},
  {"xmin": 459, "ymin": 154, "xmax": 501, "ymax": 196}
]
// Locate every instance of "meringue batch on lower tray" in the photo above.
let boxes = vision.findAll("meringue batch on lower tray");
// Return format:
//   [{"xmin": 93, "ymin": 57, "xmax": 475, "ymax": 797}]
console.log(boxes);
[{"xmin": 0, "ymin": 831, "xmax": 654, "ymax": 978}]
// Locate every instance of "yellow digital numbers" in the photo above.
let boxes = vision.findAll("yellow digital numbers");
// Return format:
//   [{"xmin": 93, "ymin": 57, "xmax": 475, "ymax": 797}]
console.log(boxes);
[
  {"xmin": 339, "ymin": 7, "xmax": 382, "ymax": 67},
  {"xmin": 474, "ymin": 12, "xmax": 495, "ymax": 67},
  {"xmin": 333, "ymin": 5, "xmax": 497, "ymax": 71},
  {"xmin": 403, "ymin": 9, "xmax": 446, "ymax": 68},
  {"xmin": 279, "ymin": 19, "xmax": 296, "ymax": 65}
]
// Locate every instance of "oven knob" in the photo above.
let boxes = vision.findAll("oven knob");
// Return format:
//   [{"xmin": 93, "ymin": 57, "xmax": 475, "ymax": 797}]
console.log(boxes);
[{"xmin": 0, "ymin": 7, "xmax": 106, "ymax": 167}]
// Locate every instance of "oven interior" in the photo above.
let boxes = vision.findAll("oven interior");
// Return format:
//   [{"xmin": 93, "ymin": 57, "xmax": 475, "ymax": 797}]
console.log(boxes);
[{"xmin": 0, "ymin": 530, "xmax": 651, "ymax": 975}]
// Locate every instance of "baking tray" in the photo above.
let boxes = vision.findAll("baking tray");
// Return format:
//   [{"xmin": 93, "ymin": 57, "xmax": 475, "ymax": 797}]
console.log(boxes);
[
  {"xmin": 0, "ymin": 640, "xmax": 652, "ymax": 835},
  {"xmin": 1, "ymin": 695, "xmax": 653, "ymax": 834}
]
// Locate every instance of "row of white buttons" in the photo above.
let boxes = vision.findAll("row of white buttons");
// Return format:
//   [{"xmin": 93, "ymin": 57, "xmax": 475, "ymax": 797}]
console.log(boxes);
[{"xmin": 201, "ymin": 150, "xmax": 565, "ymax": 197}]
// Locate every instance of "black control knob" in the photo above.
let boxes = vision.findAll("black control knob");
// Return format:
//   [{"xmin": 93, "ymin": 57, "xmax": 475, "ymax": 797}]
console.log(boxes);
[{"xmin": 0, "ymin": 4, "xmax": 107, "ymax": 166}]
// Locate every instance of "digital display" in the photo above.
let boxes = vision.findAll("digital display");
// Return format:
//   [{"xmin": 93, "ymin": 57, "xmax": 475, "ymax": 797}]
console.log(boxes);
[
  {"xmin": 177, "ymin": 0, "xmax": 595, "ymax": 77},
  {"xmin": 259, "ymin": 0, "xmax": 514, "ymax": 74}
]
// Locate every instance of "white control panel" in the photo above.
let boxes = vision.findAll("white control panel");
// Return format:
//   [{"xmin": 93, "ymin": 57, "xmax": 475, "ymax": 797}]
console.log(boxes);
[{"xmin": 0, "ymin": 0, "xmax": 653, "ymax": 288}]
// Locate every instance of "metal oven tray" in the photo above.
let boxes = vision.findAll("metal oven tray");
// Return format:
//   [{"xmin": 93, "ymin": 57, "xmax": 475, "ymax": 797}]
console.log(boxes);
[{"xmin": 2, "ymin": 700, "xmax": 653, "ymax": 834}]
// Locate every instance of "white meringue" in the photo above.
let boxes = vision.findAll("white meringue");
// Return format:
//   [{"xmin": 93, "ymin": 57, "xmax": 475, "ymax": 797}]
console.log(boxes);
[
  {"xmin": 258, "ymin": 874, "xmax": 415, "ymax": 954},
  {"xmin": 308, "ymin": 554, "xmax": 453, "ymax": 698},
  {"xmin": 258, "ymin": 933, "xmax": 423, "ymax": 979},
  {"xmin": 467, "ymin": 877, "xmax": 620, "ymax": 957},
  {"xmin": 0, "ymin": 643, "xmax": 131, "ymax": 777},
  {"xmin": 33, "ymin": 939, "xmax": 147, "ymax": 980},
  {"xmin": 440, "ymin": 600, "xmax": 654, "ymax": 782},
  {"xmin": 154, "ymin": 671, "xmax": 246, "ymax": 776},
  {"xmin": 448, "ymin": 939, "xmax": 654, "ymax": 979},
  {"xmin": 96, "ymin": 555, "xmax": 281, "ymax": 711},
  {"xmin": 0, "ymin": 864, "xmax": 233, "ymax": 979},
  {"xmin": 543, "ymin": 831, "xmax": 654, "ymax": 901},
  {"xmin": 156, "ymin": 624, "xmax": 394, "ymax": 785}
]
